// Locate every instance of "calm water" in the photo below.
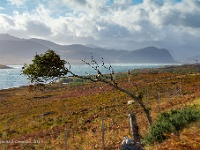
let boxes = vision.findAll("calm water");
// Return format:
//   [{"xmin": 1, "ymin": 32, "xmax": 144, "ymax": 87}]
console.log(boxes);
[{"xmin": 0, "ymin": 64, "xmax": 176, "ymax": 90}]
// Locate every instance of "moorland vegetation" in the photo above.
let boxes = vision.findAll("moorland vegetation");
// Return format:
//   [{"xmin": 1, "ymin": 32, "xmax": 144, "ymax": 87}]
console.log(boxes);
[{"xmin": 0, "ymin": 57, "xmax": 200, "ymax": 149}]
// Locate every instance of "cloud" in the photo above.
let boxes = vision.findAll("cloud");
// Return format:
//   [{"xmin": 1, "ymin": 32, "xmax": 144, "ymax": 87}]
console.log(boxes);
[
  {"xmin": 0, "ymin": 15, "xmax": 15, "ymax": 31},
  {"xmin": 74, "ymin": 0, "xmax": 87, "ymax": 5},
  {"xmin": 7, "ymin": 0, "xmax": 27, "ymax": 7},
  {"xmin": 148, "ymin": 0, "xmax": 200, "ymax": 28},
  {"xmin": 0, "ymin": 0, "xmax": 200, "ymax": 60},
  {"xmin": 25, "ymin": 21, "xmax": 52, "ymax": 37}
]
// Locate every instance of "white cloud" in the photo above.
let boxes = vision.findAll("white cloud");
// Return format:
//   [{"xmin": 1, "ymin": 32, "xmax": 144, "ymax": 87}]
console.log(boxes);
[
  {"xmin": 7, "ymin": 0, "xmax": 27, "ymax": 7},
  {"xmin": 1, "ymin": 0, "xmax": 200, "ymax": 60}
]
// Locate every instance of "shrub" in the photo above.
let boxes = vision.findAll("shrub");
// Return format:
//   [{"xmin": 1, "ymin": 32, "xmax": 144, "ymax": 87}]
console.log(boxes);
[{"xmin": 143, "ymin": 106, "xmax": 200, "ymax": 144}]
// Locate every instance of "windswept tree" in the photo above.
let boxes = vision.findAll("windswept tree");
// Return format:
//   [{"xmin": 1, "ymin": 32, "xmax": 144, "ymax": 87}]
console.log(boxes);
[
  {"xmin": 22, "ymin": 50, "xmax": 152, "ymax": 147},
  {"xmin": 22, "ymin": 50, "xmax": 152, "ymax": 124},
  {"xmin": 22, "ymin": 50, "xmax": 68, "ymax": 83}
]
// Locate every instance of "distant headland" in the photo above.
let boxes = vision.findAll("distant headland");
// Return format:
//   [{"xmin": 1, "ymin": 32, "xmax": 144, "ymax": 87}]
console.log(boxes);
[{"xmin": 0, "ymin": 64, "xmax": 12, "ymax": 69}]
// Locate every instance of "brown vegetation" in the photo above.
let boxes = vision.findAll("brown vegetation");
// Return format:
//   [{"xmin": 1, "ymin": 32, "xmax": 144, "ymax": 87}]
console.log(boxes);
[{"xmin": 0, "ymin": 64, "xmax": 200, "ymax": 149}]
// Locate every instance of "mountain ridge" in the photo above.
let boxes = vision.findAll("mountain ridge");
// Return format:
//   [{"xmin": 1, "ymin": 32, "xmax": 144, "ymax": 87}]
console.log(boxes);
[
  {"xmin": 118, "ymin": 46, "xmax": 176, "ymax": 63},
  {"xmin": 0, "ymin": 34, "xmax": 177, "ymax": 64}
]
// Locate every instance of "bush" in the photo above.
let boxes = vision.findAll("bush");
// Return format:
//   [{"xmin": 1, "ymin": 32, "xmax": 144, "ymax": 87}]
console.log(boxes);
[{"xmin": 143, "ymin": 106, "xmax": 200, "ymax": 144}]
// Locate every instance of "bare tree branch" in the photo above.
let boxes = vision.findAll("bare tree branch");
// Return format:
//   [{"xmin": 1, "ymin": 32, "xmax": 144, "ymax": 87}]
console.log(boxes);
[{"xmin": 66, "ymin": 57, "xmax": 152, "ymax": 125}]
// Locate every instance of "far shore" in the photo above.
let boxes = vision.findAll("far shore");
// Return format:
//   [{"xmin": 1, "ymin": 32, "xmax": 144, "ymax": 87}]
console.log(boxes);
[
  {"xmin": 0, "ymin": 64, "xmax": 13, "ymax": 69},
  {"xmin": 0, "ymin": 63, "xmax": 198, "ymax": 90}
]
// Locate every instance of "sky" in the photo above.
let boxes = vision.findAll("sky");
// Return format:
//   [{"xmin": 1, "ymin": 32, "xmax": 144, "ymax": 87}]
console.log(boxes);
[{"xmin": 0, "ymin": 0, "xmax": 200, "ymax": 60}]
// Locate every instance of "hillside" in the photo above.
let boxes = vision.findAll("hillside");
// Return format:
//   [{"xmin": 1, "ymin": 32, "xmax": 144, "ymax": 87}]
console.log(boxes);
[
  {"xmin": 0, "ymin": 39, "xmax": 49, "ymax": 64},
  {"xmin": 118, "ymin": 46, "xmax": 176, "ymax": 63},
  {"xmin": 0, "ymin": 64, "xmax": 200, "ymax": 149},
  {"xmin": 0, "ymin": 34, "xmax": 177, "ymax": 64}
]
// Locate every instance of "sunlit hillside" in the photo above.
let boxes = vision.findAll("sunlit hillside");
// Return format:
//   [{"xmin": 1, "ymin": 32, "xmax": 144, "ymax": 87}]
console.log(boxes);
[{"xmin": 0, "ymin": 64, "xmax": 200, "ymax": 149}]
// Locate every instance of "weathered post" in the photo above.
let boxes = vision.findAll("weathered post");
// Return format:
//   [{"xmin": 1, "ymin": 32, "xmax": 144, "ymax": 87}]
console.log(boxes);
[
  {"xmin": 102, "ymin": 117, "xmax": 105, "ymax": 149},
  {"xmin": 129, "ymin": 113, "xmax": 141, "ymax": 146},
  {"xmin": 180, "ymin": 79, "xmax": 183, "ymax": 96},
  {"xmin": 157, "ymin": 92, "xmax": 160, "ymax": 112},
  {"xmin": 166, "ymin": 87, "xmax": 170, "ymax": 101},
  {"xmin": 86, "ymin": 96, "xmax": 88, "ymax": 106},
  {"xmin": 64, "ymin": 129, "xmax": 68, "ymax": 150},
  {"xmin": 146, "ymin": 86, "xmax": 149, "ymax": 106},
  {"xmin": 121, "ymin": 113, "xmax": 143, "ymax": 150}
]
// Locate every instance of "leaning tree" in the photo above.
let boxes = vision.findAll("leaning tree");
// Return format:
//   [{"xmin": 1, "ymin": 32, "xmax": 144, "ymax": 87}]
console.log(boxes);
[
  {"xmin": 22, "ymin": 50, "xmax": 152, "ymax": 148},
  {"xmin": 22, "ymin": 50, "xmax": 152, "ymax": 124}
]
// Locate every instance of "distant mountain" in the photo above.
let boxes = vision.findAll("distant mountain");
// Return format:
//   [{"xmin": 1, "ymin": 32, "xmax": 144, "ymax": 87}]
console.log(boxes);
[
  {"xmin": 0, "ymin": 34, "xmax": 177, "ymax": 64},
  {"xmin": 0, "ymin": 34, "xmax": 22, "ymax": 41},
  {"xmin": 0, "ymin": 35, "xmax": 49, "ymax": 64},
  {"xmin": 84, "ymin": 44, "xmax": 102, "ymax": 49},
  {"xmin": 118, "ymin": 46, "xmax": 177, "ymax": 63},
  {"xmin": 28, "ymin": 38, "xmax": 60, "ymax": 49},
  {"xmin": 56, "ymin": 44, "xmax": 129, "ymax": 63}
]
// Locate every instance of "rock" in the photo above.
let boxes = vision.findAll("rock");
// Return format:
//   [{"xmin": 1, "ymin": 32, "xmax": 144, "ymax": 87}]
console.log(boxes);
[
  {"xmin": 120, "ymin": 137, "xmax": 144, "ymax": 150},
  {"xmin": 127, "ymin": 100, "xmax": 135, "ymax": 105}
]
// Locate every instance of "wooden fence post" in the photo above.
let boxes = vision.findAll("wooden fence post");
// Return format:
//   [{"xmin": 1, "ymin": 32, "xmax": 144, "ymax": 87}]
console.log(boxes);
[
  {"xmin": 180, "ymin": 79, "xmax": 183, "ymax": 96},
  {"xmin": 64, "ymin": 129, "xmax": 68, "ymax": 150},
  {"xmin": 128, "ymin": 113, "xmax": 141, "ymax": 148},
  {"xmin": 157, "ymin": 92, "xmax": 160, "ymax": 112},
  {"xmin": 146, "ymin": 86, "xmax": 149, "ymax": 106},
  {"xmin": 102, "ymin": 117, "xmax": 105, "ymax": 149},
  {"xmin": 86, "ymin": 96, "xmax": 88, "ymax": 106},
  {"xmin": 166, "ymin": 87, "xmax": 170, "ymax": 101}
]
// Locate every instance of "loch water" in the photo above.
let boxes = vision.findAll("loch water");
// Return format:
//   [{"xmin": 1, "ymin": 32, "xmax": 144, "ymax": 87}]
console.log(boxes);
[{"xmin": 0, "ymin": 64, "xmax": 177, "ymax": 90}]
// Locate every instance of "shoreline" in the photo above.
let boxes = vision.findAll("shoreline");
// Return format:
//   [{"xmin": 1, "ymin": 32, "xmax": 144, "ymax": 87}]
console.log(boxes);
[
  {"xmin": 0, "ymin": 63, "xmax": 197, "ymax": 91},
  {"xmin": 0, "ymin": 64, "xmax": 13, "ymax": 69}
]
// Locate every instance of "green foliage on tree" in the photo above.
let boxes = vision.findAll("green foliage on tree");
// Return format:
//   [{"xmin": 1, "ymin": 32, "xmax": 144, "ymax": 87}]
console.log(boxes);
[{"xmin": 22, "ymin": 50, "xmax": 68, "ymax": 83}]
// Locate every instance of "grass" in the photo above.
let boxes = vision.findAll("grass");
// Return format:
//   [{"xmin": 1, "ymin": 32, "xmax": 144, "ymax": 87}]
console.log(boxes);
[{"xmin": 0, "ymin": 64, "xmax": 200, "ymax": 149}]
